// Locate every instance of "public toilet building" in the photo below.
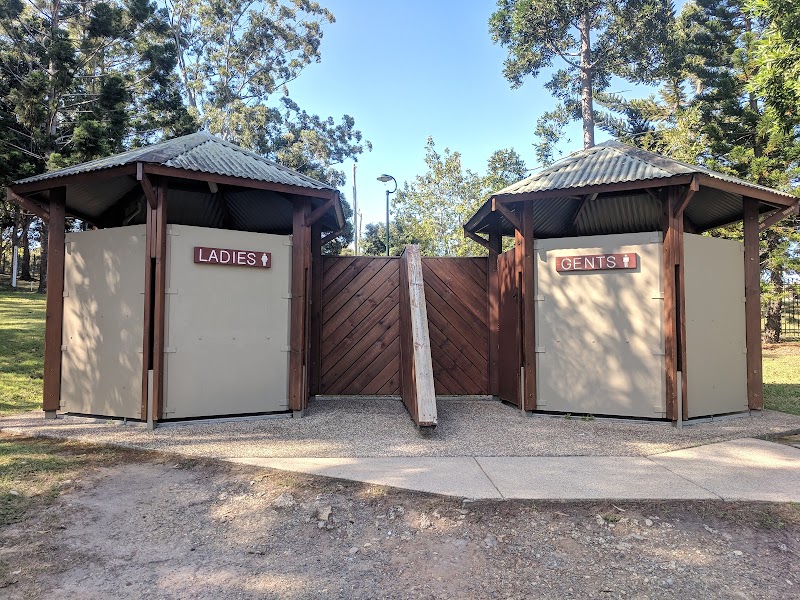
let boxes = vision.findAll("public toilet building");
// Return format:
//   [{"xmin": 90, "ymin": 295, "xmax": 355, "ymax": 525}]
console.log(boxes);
[{"xmin": 8, "ymin": 136, "xmax": 799, "ymax": 426}]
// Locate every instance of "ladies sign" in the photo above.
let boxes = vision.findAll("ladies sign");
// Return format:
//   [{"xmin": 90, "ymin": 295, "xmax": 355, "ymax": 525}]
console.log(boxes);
[
  {"xmin": 555, "ymin": 253, "xmax": 637, "ymax": 272},
  {"xmin": 193, "ymin": 246, "xmax": 271, "ymax": 269}
]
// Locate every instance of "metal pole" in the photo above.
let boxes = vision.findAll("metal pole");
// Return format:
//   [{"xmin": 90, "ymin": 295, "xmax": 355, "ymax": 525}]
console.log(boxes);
[
  {"xmin": 352, "ymin": 164, "xmax": 358, "ymax": 255},
  {"xmin": 385, "ymin": 189, "xmax": 390, "ymax": 256}
]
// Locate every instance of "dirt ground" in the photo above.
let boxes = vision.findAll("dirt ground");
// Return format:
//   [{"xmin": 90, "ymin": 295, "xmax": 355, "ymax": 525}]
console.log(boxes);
[{"xmin": 1, "ymin": 446, "xmax": 798, "ymax": 599}]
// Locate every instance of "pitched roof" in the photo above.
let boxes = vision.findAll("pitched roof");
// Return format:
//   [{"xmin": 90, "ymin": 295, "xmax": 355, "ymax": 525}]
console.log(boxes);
[
  {"xmin": 14, "ymin": 131, "xmax": 335, "ymax": 192},
  {"xmin": 494, "ymin": 140, "xmax": 794, "ymax": 201},
  {"xmin": 464, "ymin": 140, "xmax": 798, "ymax": 238}
]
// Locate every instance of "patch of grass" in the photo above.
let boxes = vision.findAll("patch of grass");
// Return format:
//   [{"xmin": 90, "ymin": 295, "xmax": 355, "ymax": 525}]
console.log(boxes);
[
  {"xmin": 763, "ymin": 343, "xmax": 800, "ymax": 416},
  {"xmin": 0, "ymin": 287, "xmax": 46, "ymax": 416},
  {"xmin": 0, "ymin": 435, "xmax": 126, "ymax": 526}
]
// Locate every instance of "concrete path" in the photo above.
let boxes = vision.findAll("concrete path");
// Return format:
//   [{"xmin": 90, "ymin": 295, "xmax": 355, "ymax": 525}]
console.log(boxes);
[{"xmin": 231, "ymin": 438, "xmax": 800, "ymax": 502}]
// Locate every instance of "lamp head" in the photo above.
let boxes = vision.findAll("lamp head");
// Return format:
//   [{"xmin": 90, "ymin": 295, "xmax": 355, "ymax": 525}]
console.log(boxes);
[{"xmin": 377, "ymin": 174, "xmax": 393, "ymax": 183}]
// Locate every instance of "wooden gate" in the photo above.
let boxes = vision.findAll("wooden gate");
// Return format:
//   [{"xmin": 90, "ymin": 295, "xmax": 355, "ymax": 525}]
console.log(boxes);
[
  {"xmin": 318, "ymin": 255, "xmax": 490, "ymax": 396},
  {"xmin": 422, "ymin": 258, "xmax": 489, "ymax": 395},
  {"xmin": 319, "ymin": 257, "xmax": 401, "ymax": 395},
  {"xmin": 497, "ymin": 248, "xmax": 521, "ymax": 406}
]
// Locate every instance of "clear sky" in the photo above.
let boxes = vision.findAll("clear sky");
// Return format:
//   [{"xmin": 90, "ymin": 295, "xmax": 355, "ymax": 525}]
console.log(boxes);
[{"xmin": 286, "ymin": 1, "xmax": 676, "ymax": 239}]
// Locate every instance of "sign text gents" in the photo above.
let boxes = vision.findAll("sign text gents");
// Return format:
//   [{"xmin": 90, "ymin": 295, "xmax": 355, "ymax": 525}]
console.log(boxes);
[
  {"xmin": 193, "ymin": 246, "xmax": 271, "ymax": 269},
  {"xmin": 555, "ymin": 253, "xmax": 638, "ymax": 273}
]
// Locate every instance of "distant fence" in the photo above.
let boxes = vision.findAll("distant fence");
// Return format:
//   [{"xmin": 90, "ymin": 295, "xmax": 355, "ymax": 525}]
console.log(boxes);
[{"xmin": 762, "ymin": 284, "xmax": 800, "ymax": 341}]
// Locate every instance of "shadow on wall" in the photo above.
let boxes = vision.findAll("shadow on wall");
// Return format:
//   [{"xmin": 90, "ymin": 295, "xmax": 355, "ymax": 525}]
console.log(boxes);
[
  {"xmin": 60, "ymin": 226, "xmax": 145, "ymax": 419},
  {"xmin": 535, "ymin": 235, "xmax": 664, "ymax": 418}
]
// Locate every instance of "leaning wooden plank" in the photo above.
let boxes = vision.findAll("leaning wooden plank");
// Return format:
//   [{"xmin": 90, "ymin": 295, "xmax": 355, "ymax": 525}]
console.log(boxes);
[{"xmin": 399, "ymin": 245, "xmax": 438, "ymax": 428}]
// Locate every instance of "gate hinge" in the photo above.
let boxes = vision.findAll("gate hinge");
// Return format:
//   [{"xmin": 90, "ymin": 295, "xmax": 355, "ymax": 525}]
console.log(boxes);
[
  {"xmin": 535, "ymin": 295, "xmax": 545, "ymax": 302},
  {"xmin": 535, "ymin": 346, "xmax": 546, "ymax": 353},
  {"xmin": 164, "ymin": 347, "xmax": 177, "ymax": 353},
  {"xmin": 166, "ymin": 288, "xmax": 179, "ymax": 295},
  {"xmin": 282, "ymin": 292, "xmax": 293, "ymax": 299},
  {"xmin": 652, "ymin": 291, "xmax": 664, "ymax": 300},
  {"xmin": 281, "ymin": 345, "xmax": 291, "ymax": 352},
  {"xmin": 167, "ymin": 226, "xmax": 179, "ymax": 236},
  {"xmin": 652, "ymin": 348, "xmax": 665, "ymax": 356},
  {"xmin": 284, "ymin": 237, "xmax": 294, "ymax": 247},
  {"xmin": 61, "ymin": 344, "xmax": 68, "ymax": 351}
]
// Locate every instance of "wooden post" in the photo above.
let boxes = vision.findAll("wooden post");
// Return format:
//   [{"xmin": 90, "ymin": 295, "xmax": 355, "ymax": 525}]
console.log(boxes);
[
  {"xmin": 743, "ymin": 197, "xmax": 764, "ymax": 410},
  {"xmin": 289, "ymin": 198, "xmax": 309, "ymax": 414},
  {"xmin": 42, "ymin": 187, "xmax": 66, "ymax": 418},
  {"xmin": 487, "ymin": 219, "xmax": 502, "ymax": 396},
  {"xmin": 140, "ymin": 202, "xmax": 155, "ymax": 421},
  {"xmin": 520, "ymin": 202, "xmax": 537, "ymax": 411},
  {"xmin": 309, "ymin": 223, "xmax": 323, "ymax": 396},
  {"xmin": 151, "ymin": 185, "xmax": 168, "ymax": 422},
  {"xmin": 663, "ymin": 186, "xmax": 687, "ymax": 421}
]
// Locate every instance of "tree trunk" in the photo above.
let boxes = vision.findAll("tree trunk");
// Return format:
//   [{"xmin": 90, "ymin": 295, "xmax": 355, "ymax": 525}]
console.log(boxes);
[
  {"xmin": 38, "ymin": 222, "xmax": 48, "ymax": 294},
  {"xmin": 579, "ymin": 9, "xmax": 595, "ymax": 149},
  {"xmin": 762, "ymin": 229, "xmax": 783, "ymax": 343},
  {"xmin": 19, "ymin": 215, "xmax": 32, "ymax": 280}
]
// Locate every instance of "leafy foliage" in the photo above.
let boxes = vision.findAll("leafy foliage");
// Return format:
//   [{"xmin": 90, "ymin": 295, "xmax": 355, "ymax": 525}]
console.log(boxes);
[
  {"xmin": 362, "ymin": 139, "xmax": 527, "ymax": 257},
  {"xmin": 490, "ymin": 0, "xmax": 673, "ymax": 162}
]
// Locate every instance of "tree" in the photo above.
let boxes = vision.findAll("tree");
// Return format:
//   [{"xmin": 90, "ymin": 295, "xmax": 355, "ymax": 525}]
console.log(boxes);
[
  {"xmin": 163, "ymin": 0, "xmax": 369, "ymax": 252},
  {"xmin": 748, "ymin": 0, "xmax": 800, "ymax": 133},
  {"xmin": 595, "ymin": 0, "xmax": 800, "ymax": 341},
  {"xmin": 376, "ymin": 139, "xmax": 527, "ymax": 257},
  {"xmin": 489, "ymin": 0, "xmax": 672, "ymax": 163}
]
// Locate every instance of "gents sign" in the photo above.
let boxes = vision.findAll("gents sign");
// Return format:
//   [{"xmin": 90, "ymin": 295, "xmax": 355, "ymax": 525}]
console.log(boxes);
[
  {"xmin": 194, "ymin": 246, "xmax": 271, "ymax": 269},
  {"xmin": 556, "ymin": 253, "xmax": 637, "ymax": 272}
]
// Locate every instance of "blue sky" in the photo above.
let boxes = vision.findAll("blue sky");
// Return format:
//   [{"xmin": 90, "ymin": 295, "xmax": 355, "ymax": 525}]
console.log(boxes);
[{"xmin": 287, "ymin": 1, "xmax": 681, "ymax": 237}]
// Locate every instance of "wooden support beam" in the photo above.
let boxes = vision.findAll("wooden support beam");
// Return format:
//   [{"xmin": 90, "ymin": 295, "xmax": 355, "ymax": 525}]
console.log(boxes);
[
  {"xmin": 289, "ymin": 198, "xmax": 309, "ymax": 413},
  {"xmin": 7, "ymin": 189, "xmax": 49, "ymax": 221},
  {"xmin": 309, "ymin": 224, "xmax": 323, "ymax": 396},
  {"xmin": 487, "ymin": 220, "xmax": 502, "ymax": 396},
  {"xmin": 696, "ymin": 174, "xmax": 795, "ymax": 208},
  {"xmin": 306, "ymin": 198, "xmax": 335, "ymax": 227},
  {"xmin": 521, "ymin": 202, "xmax": 537, "ymax": 411},
  {"xmin": 758, "ymin": 202, "xmax": 799, "ymax": 233},
  {"xmin": 12, "ymin": 164, "xmax": 138, "ymax": 194},
  {"xmin": 743, "ymin": 197, "xmax": 764, "ymax": 410},
  {"xmin": 150, "ymin": 185, "xmax": 168, "ymax": 422},
  {"xmin": 139, "ymin": 170, "xmax": 157, "ymax": 209},
  {"xmin": 570, "ymin": 193, "xmax": 597, "ymax": 229},
  {"xmin": 674, "ymin": 176, "xmax": 700, "ymax": 218},
  {"xmin": 140, "ymin": 201, "xmax": 155, "ymax": 421},
  {"xmin": 143, "ymin": 164, "xmax": 339, "ymax": 203},
  {"xmin": 321, "ymin": 228, "xmax": 343, "ymax": 246},
  {"xmin": 494, "ymin": 175, "xmax": 695, "ymax": 205},
  {"xmin": 42, "ymin": 187, "xmax": 66, "ymax": 417},
  {"xmin": 492, "ymin": 197, "xmax": 522, "ymax": 232},
  {"xmin": 464, "ymin": 228, "xmax": 492, "ymax": 251},
  {"xmin": 663, "ymin": 187, "xmax": 687, "ymax": 422}
]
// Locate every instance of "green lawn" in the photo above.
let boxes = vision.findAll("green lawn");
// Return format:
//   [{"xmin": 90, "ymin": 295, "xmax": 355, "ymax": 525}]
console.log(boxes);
[
  {"xmin": 763, "ymin": 343, "xmax": 800, "ymax": 415},
  {"xmin": 0, "ymin": 283, "xmax": 798, "ymax": 416},
  {"xmin": 0, "ymin": 286, "xmax": 46, "ymax": 416}
]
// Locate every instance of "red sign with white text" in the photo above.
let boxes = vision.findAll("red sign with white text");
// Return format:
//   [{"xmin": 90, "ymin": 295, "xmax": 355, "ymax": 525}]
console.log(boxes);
[
  {"xmin": 193, "ymin": 246, "xmax": 271, "ymax": 269},
  {"xmin": 555, "ymin": 253, "xmax": 637, "ymax": 272}
]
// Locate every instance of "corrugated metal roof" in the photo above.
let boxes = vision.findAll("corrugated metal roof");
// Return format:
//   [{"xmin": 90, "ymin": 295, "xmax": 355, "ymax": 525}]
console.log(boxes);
[
  {"xmin": 496, "ymin": 141, "xmax": 795, "ymax": 201},
  {"xmin": 14, "ymin": 131, "xmax": 335, "ymax": 192},
  {"xmin": 465, "ymin": 140, "xmax": 797, "ymax": 238}
]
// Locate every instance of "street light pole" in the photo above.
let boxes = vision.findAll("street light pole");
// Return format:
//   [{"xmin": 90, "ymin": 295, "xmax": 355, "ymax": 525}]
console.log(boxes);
[{"xmin": 377, "ymin": 174, "xmax": 397, "ymax": 256}]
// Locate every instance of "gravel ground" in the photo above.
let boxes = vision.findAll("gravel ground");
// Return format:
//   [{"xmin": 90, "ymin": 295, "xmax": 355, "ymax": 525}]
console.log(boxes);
[
  {"xmin": 3, "ymin": 455, "xmax": 799, "ymax": 599},
  {"xmin": 2, "ymin": 397, "xmax": 800, "ymax": 459}
]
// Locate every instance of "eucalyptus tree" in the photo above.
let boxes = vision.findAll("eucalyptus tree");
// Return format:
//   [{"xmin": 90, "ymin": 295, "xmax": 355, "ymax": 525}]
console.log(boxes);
[{"xmin": 489, "ymin": 0, "xmax": 672, "ymax": 163}]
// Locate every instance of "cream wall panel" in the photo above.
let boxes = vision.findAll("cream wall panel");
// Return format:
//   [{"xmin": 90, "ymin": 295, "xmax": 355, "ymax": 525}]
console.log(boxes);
[
  {"xmin": 163, "ymin": 226, "xmax": 291, "ymax": 419},
  {"xmin": 535, "ymin": 232, "xmax": 665, "ymax": 418},
  {"xmin": 61, "ymin": 226, "xmax": 145, "ymax": 419},
  {"xmin": 683, "ymin": 234, "xmax": 748, "ymax": 417}
]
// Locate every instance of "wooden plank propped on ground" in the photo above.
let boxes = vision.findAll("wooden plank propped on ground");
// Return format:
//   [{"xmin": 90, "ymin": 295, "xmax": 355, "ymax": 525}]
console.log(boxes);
[{"xmin": 399, "ymin": 245, "xmax": 437, "ymax": 428}]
